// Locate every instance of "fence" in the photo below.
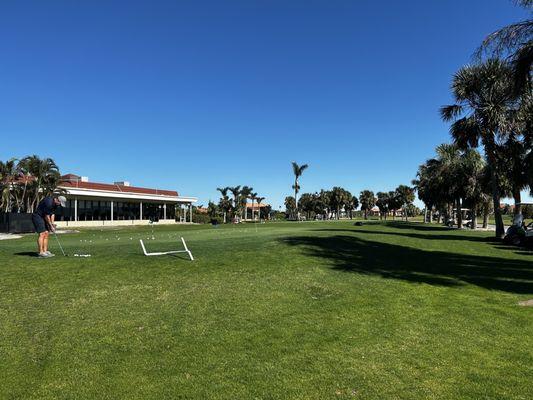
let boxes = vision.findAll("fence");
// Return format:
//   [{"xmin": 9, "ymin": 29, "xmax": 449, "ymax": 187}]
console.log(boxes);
[{"xmin": 0, "ymin": 213, "xmax": 35, "ymax": 233}]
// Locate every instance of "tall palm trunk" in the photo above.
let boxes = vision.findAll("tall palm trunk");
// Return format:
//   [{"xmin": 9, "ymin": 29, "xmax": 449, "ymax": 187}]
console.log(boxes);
[
  {"xmin": 456, "ymin": 197, "xmax": 463, "ymax": 228},
  {"xmin": 483, "ymin": 201, "xmax": 490, "ymax": 229},
  {"xmin": 484, "ymin": 138, "xmax": 505, "ymax": 238},
  {"xmin": 471, "ymin": 204, "xmax": 478, "ymax": 230},
  {"xmin": 294, "ymin": 179, "xmax": 298, "ymax": 220},
  {"xmin": 513, "ymin": 189, "xmax": 522, "ymax": 216}
]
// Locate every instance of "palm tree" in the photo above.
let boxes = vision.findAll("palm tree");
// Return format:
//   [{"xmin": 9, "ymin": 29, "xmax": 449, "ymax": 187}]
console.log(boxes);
[
  {"xmin": 476, "ymin": 0, "xmax": 532, "ymax": 92},
  {"xmin": 441, "ymin": 59, "xmax": 518, "ymax": 238},
  {"xmin": 329, "ymin": 187, "xmax": 351, "ymax": 219},
  {"xmin": 255, "ymin": 196, "xmax": 265, "ymax": 220},
  {"xmin": 24, "ymin": 156, "xmax": 61, "ymax": 212},
  {"xmin": 359, "ymin": 190, "xmax": 375, "ymax": 220},
  {"xmin": 217, "ymin": 187, "xmax": 231, "ymax": 223},
  {"xmin": 207, "ymin": 201, "xmax": 219, "ymax": 219},
  {"xmin": 414, "ymin": 157, "xmax": 449, "ymax": 223},
  {"xmin": 284, "ymin": 196, "xmax": 296, "ymax": 217},
  {"xmin": 291, "ymin": 162, "xmax": 308, "ymax": 220},
  {"xmin": 240, "ymin": 186, "xmax": 253, "ymax": 220},
  {"xmin": 0, "ymin": 158, "xmax": 19, "ymax": 212},
  {"xmin": 249, "ymin": 191, "xmax": 258, "ymax": 221},
  {"xmin": 434, "ymin": 144, "xmax": 465, "ymax": 227},
  {"xmin": 461, "ymin": 150, "xmax": 488, "ymax": 229},
  {"xmin": 395, "ymin": 185, "xmax": 415, "ymax": 222},
  {"xmin": 376, "ymin": 192, "xmax": 391, "ymax": 220},
  {"xmin": 228, "ymin": 186, "xmax": 242, "ymax": 220},
  {"xmin": 348, "ymin": 195, "xmax": 359, "ymax": 219},
  {"xmin": 498, "ymin": 137, "xmax": 529, "ymax": 216}
]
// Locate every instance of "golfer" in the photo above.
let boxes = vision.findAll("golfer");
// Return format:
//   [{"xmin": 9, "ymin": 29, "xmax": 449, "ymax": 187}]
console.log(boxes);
[{"xmin": 32, "ymin": 195, "xmax": 66, "ymax": 258}]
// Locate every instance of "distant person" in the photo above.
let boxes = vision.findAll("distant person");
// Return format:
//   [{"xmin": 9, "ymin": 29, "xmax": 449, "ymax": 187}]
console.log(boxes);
[{"xmin": 32, "ymin": 195, "xmax": 66, "ymax": 258}]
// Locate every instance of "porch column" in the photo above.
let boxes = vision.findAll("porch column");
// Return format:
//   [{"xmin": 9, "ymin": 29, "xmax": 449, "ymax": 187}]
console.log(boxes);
[
  {"xmin": 140, "ymin": 202, "xmax": 143, "ymax": 220},
  {"xmin": 163, "ymin": 203, "xmax": 167, "ymax": 220},
  {"xmin": 111, "ymin": 201, "xmax": 114, "ymax": 221},
  {"xmin": 74, "ymin": 197, "xmax": 78, "ymax": 221},
  {"xmin": 189, "ymin": 203, "xmax": 193, "ymax": 223}
]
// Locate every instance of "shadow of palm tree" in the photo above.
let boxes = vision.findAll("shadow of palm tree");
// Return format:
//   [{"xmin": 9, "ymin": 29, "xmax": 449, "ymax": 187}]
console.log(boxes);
[
  {"xmin": 315, "ymin": 228, "xmax": 488, "ymax": 243},
  {"xmin": 281, "ymin": 234, "xmax": 533, "ymax": 294},
  {"xmin": 384, "ymin": 221, "xmax": 454, "ymax": 232}
]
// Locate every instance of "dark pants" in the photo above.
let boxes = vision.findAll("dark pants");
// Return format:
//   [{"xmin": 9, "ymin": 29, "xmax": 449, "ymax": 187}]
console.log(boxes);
[{"xmin": 32, "ymin": 213, "xmax": 48, "ymax": 234}]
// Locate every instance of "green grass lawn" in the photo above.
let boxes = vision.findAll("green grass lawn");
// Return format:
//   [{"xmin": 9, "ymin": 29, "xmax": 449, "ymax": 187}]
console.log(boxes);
[{"xmin": 1, "ymin": 221, "xmax": 532, "ymax": 399}]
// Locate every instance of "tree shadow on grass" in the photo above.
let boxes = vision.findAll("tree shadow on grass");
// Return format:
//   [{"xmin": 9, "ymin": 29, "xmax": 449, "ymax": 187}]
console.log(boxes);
[
  {"xmin": 281, "ymin": 235, "xmax": 533, "ymax": 294},
  {"xmin": 315, "ymin": 228, "xmax": 489, "ymax": 243},
  {"xmin": 383, "ymin": 221, "xmax": 454, "ymax": 231}
]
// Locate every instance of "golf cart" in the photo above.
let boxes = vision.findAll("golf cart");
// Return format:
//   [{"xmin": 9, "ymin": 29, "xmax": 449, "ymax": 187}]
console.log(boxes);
[
  {"xmin": 447, "ymin": 208, "xmax": 472, "ymax": 228},
  {"xmin": 504, "ymin": 203, "xmax": 533, "ymax": 246}
]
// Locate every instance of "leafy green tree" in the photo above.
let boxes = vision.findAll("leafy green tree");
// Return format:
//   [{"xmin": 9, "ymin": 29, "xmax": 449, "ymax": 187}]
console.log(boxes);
[
  {"xmin": 395, "ymin": 185, "xmax": 415, "ymax": 222},
  {"xmin": 330, "ymin": 187, "xmax": 351, "ymax": 219},
  {"xmin": 375, "ymin": 192, "xmax": 391, "ymax": 220},
  {"xmin": 298, "ymin": 193, "xmax": 315, "ymax": 220},
  {"xmin": 497, "ymin": 137, "xmax": 529, "ymax": 216},
  {"xmin": 345, "ymin": 195, "xmax": 359, "ymax": 219},
  {"xmin": 388, "ymin": 191, "xmax": 403, "ymax": 220},
  {"xmin": 284, "ymin": 196, "xmax": 296, "ymax": 218},
  {"xmin": 207, "ymin": 201, "xmax": 219, "ymax": 219},
  {"xmin": 459, "ymin": 150, "xmax": 488, "ymax": 229},
  {"xmin": 316, "ymin": 190, "xmax": 331, "ymax": 219},
  {"xmin": 441, "ymin": 59, "xmax": 518, "ymax": 237},
  {"xmin": 434, "ymin": 144, "xmax": 466, "ymax": 227},
  {"xmin": 359, "ymin": 190, "xmax": 375, "ymax": 220},
  {"xmin": 413, "ymin": 160, "xmax": 440, "ymax": 223}
]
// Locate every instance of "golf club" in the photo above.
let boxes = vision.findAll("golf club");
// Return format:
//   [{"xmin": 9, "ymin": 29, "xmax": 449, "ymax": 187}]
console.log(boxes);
[{"xmin": 53, "ymin": 230, "xmax": 67, "ymax": 257}]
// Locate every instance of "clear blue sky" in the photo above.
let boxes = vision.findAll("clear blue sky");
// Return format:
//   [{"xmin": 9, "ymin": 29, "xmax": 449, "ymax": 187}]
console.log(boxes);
[{"xmin": 1, "ymin": 1, "xmax": 530, "ymax": 209}]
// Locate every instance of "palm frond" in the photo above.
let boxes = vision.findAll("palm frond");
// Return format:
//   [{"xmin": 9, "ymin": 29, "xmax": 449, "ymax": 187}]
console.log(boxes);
[
  {"xmin": 511, "ymin": 40, "xmax": 533, "ymax": 94},
  {"xmin": 440, "ymin": 104, "xmax": 464, "ymax": 121},
  {"xmin": 450, "ymin": 116, "xmax": 481, "ymax": 149},
  {"xmin": 475, "ymin": 19, "xmax": 533, "ymax": 59}
]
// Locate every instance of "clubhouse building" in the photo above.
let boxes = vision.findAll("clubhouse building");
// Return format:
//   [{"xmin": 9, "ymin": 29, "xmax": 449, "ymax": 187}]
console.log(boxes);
[{"xmin": 55, "ymin": 174, "xmax": 197, "ymax": 227}]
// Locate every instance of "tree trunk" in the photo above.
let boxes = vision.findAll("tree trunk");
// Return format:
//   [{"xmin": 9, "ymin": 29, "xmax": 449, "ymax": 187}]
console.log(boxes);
[
  {"xmin": 513, "ymin": 189, "xmax": 522, "ymax": 217},
  {"xmin": 446, "ymin": 203, "xmax": 453, "ymax": 225},
  {"xmin": 483, "ymin": 203, "xmax": 489, "ymax": 229},
  {"xmin": 456, "ymin": 198, "xmax": 462, "ymax": 229},
  {"xmin": 489, "ymin": 167, "xmax": 505, "ymax": 238},
  {"xmin": 364, "ymin": 210, "xmax": 368, "ymax": 220},
  {"xmin": 294, "ymin": 178, "xmax": 298, "ymax": 221},
  {"xmin": 471, "ymin": 204, "xmax": 477, "ymax": 230}
]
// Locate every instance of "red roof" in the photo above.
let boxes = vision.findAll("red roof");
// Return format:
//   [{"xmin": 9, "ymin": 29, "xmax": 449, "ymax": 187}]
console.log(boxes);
[
  {"xmin": 60, "ymin": 175, "xmax": 178, "ymax": 197},
  {"xmin": 246, "ymin": 202, "xmax": 268, "ymax": 208}
]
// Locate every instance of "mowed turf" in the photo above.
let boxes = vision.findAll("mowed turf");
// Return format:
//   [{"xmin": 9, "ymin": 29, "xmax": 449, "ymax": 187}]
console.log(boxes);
[{"xmin": 0, "ymin": 221, "xmax": 532, "ymax": 400}]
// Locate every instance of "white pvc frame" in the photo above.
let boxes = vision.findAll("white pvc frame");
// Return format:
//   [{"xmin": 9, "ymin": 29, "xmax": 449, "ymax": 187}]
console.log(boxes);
[{"xmin": 140, "ymin": 237, "xmax": 194, "ymax": 261}]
